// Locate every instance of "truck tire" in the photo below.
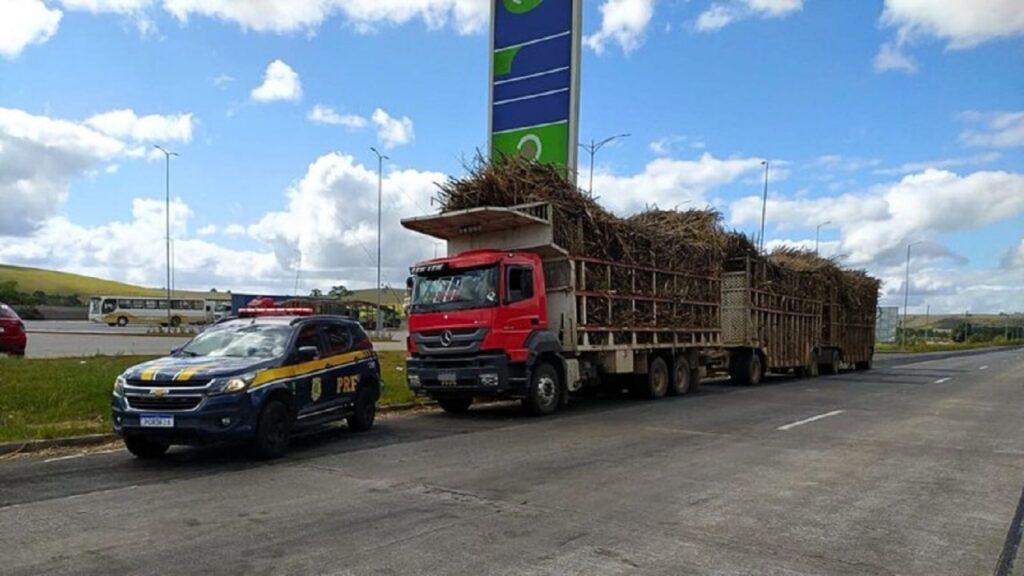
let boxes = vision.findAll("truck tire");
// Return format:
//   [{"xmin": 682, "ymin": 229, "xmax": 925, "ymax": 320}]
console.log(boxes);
[
  {"xmin": 438, "ymin": 397, "xmax": 473, "ymax": 414},
  {"xmin": 819, "ymin": 350, "xmax": 839, "ymax": 375},
  {"xmin": 124, "ymin": 436, "xmax": 169, "ymax": 459},
  {"xmin": 855, "ymin": 358, "xmax": 873, "ymax": 371},
  {"xmin": 797, "ymin": 351, "xmax": 820, "ymax": 378},
  {"xmin": 347, "ymin": 384, "xmax": 378, "ymax": 432},
  {"xmin": 669, "ymin": 356, "xmax": 692, "ymax": 396},
  {"xmin": 523, "ymin": 362, "xmax": 560, "ymax": 416},
  {"xmin": 730, "ymin": 349, "xmax": 763, "ymax": 386},
  {"xmin": 250, "ymin": 399, "xmax": 292, "ymax": 459},
  {"xmin": 636, "ymin": 356, "xmax": 670, "ymax": 399}
]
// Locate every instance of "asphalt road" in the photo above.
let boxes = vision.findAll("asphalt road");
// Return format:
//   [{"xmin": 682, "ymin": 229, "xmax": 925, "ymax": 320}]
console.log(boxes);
[
  {"xmin": 1, "ymin": 348, "xmax": 1022, "ymax": 575},
  {"xmin": 21, "ymin": 322, "xmax": 408, "ymax": 357}
]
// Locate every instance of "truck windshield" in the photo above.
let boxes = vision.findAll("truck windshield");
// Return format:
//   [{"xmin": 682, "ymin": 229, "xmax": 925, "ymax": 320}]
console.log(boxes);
[
  {"xmin": 178, "ymin": 324, "xmax": 292, "ymax": 359},
  {"xmin": 412, "ymin": 265, "xmax": 499, "ymax": 313}
]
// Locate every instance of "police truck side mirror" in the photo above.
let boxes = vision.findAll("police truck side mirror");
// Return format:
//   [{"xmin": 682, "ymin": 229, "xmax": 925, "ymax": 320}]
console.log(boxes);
[{"xmin": 296, "ymin": 346, "xmax": 319, "ymax": 363}]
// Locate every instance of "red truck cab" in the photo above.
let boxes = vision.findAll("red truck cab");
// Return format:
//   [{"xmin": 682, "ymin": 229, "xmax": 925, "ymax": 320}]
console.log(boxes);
[{"xmin": 406, "ymin": 249, "xmax": 564, "ymax": 415}]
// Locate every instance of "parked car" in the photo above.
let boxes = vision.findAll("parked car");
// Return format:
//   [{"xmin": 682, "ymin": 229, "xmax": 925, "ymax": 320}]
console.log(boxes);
[{"xmin": 0, "ymin": 303, "xmax": 27, "ymax": 357}]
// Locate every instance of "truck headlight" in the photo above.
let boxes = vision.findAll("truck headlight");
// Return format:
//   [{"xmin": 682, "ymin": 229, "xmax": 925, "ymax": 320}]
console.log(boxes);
[
  {"xmin": 407, "ymin": 374, "xmax": 421, "ymax": 389},
  {"xmin": 479, "ymin": 373, "xmax": 499, "ymax": 387},
  {"xmin": 113, "ymin": 375, "xmax": 126, "ymax": 396},
  {"xmin": 209, "ymin": 373, "xmax": 255, "ymax": 395}
]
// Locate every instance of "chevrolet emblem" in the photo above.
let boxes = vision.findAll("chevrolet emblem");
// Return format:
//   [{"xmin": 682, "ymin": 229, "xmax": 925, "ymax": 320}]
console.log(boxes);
[{"xmin": 152, "ymin": 388, "xmax": 169, "ymax": 398}]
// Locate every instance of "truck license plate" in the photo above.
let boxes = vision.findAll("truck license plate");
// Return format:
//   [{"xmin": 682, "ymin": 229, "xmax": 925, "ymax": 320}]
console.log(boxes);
[
  {"xmin": 140, "ymin": 414, "xmax": 174, "ymax": 428},
  {"xmin": 439, "ymin": 372, "xmax": 457, "ymax": 387}
]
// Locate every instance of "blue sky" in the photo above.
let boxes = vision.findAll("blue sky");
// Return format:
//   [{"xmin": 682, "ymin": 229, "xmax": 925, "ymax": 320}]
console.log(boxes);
[{"xmin": 1, "ymin": 0, "xmax": 1022, "ymax": 313}]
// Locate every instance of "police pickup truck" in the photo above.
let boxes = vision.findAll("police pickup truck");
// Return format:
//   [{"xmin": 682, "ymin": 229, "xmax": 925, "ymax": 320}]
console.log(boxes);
[{"xmin": 111, "ymin": 311, "xmax": 381, "ymax": 459}]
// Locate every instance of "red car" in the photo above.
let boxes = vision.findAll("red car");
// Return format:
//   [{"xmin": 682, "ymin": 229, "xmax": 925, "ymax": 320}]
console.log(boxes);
[{"xmin": 0, "ymin": 303, "xmax": 27, "ymax": 357}]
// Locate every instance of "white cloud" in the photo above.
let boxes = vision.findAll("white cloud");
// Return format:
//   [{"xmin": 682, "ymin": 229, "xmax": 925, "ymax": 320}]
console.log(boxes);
[
  {"xmin": 585, "ymin": 0, "xmax": 654, "ymax": 54},
  {"xmin": 729, "ymin": 169, "xmax": 1024, "ymax": 267},
  {"xmin": 250, "ymin": 59, "xmax": 303, "ymax": 103},
  {"xmin": 85, "ymin": 109, "xmax": 194, "ymax": 143},
  {"xmin": 57, "ymin": 0, "xmax": 152, "ymax": 12},
  {"xmin": 588, "ymin": 153, "xmax": 765, "ymax": 214},
  {"xmin": 161, "ymin": 0, "xmax": 487, "ymax": 35},
  {"xmin": 308, "ymin": 105, "xmax": 368, "ymax": 129},
  {"xmin": 696, "ymin": 0, "xmax": 803, "ymax": 32},
  {"xmin": 816, "ymin": 155, "xmax": 882, "ymax": 172},
  {"xmin": 371, "ymin": 108, "xmax": 414, "ymax": 149},
  {"xmin": 0, "ymin": 0, "xmax": 62, "ymax": 59},
  {"xmin": 1003, "ymin": 239, "xmax": 1024, "ymax": 270},
  {"xmin": 958, "ymin": 111, "xmax": 1024, "ymax": 148},
  {"xmin": 196, "ymin": 224, "xmax": 218, "ymax": 236},
  {"xmin": 649, "ymin": 135, "xmax": 705, "ymax": 156},
  {"xmin": 212, "ymin": 73, "xmax": 235, "ymax": 88},
  {"xmin": 223, "ymin": 224, "xmax": 248, "ymax": 237},
  {"xmin": 250, "ymin": 153, "xmax": 445, "ymax": 286},
  {"xmin": 873, "ymin": 42, "xmax": 917, "ymax": 74},
  {"xmin": 874, "ymin": 152, "xmax": 1002, "ymax": 176},
  {"xmin": 880, "ymin": 0, "xmax": 1024, "ymax": 50}
]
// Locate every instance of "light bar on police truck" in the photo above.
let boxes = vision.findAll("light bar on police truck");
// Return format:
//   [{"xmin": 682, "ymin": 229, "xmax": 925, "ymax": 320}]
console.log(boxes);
[{"xmin": 238, "ymin": 307, "xmax": 314, "ymax": 317}]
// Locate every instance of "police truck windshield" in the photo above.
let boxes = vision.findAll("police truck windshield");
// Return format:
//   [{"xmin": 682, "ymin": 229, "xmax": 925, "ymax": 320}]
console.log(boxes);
[
  {"xmin": 411, "ymin": 265, "xmax": 499, "ymax": 313},
  {"xmin": 179, "ymin": 324, "xmax": 292, "ymax": 358}
]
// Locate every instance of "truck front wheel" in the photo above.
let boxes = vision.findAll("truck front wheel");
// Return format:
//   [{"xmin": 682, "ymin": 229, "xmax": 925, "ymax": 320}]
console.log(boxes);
[{"xmin": 523, "ymin": 363, "xmax": 560, "ymax": 416}]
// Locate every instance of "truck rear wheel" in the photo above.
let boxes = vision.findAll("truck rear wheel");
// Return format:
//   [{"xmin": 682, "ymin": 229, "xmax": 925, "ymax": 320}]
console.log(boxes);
[
  {"xmin": 819, "ymin": 350, "xmax": 840, "ymax": 375},
  {"xmin": 523, "ymin": 362, "xmax": 560, "ymax": 416},
  {"xmin": 669, "ymin": 356, "xmax": 692, "ymax": 396},
  {"xmin": 855, "ymin": 358, "xmax": 873, "ymax": 371},
  {"xmin": 636, "ymin": 356, "xmax": 670, "ymax": 399},
  {"xmin": 124, "ymin": 436, "xmax": 169, "ymax": 459},
  {"xmin": 797, "ymin": 351, "xmax": 820, "ymax": 378},
  {"xmin": 730, "ymin": 349, "xmax": 763, "ymax": 386},
  {"xmin": 438, "ymin": 397, "xmax": 473, "ymax": 414}
]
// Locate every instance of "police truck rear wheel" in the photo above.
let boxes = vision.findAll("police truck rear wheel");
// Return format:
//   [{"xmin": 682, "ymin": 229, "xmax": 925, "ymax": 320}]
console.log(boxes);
[
  {"xmin": 523, "ymin": 363, "xmax": 560, "ymax": 416},
  {"xmin": 251, "ymin": 400, "xmax": 292, "ymax": 459},
  {"xmin": 124, "ymin": 436, "xmax": 169, "ymax": 459},
  {"xmin": 437, "ymin": 397, "xmax": 472, "ymax": 414},
  {"xmin": 347, "ymin": 388, "xmax": 377, "ymax": 432}
]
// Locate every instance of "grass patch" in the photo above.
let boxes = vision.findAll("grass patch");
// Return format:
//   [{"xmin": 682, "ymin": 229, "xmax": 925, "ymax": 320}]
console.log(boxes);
[
  {"xmin": 875, "ymin": 341, "xmax": 1019, "ymax": 354},
  {"xmin": 0, "ymin": 351, "xmax": 416, "ymax": 443},
  {"xmin": 0, "ymin": 263, "xmax": 224, "ymax": 300}
]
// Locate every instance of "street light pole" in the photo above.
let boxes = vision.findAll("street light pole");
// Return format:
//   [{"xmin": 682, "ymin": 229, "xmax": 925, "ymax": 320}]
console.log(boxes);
[
  {"xmin": 154, "ymin": 145, "xmax": 178, "ymax": 328},
  {"xmin": 759, "ymin": 160, "xmax": 769, "ymax": 253},
  {"xmin": 815, "ymin": 220, "xmax": 832, "ymax": 255},
  {"xmin": 370, "ymin": 147, "xmax": 389, "ymax": 333},
  {"xmin": 293, "ymin": 249, "xmax": 302, "ymax": 297},
  {"xmin": 902, "ymin": 241, "xmax": 924, "ymax": 349},
  {"xmin": 579, "ymin": 133, "xmax": 630, "ymax": 197}
]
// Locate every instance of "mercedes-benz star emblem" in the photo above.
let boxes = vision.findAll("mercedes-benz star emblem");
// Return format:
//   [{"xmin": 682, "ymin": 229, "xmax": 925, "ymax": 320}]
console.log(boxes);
[{"xmin": 439, "ymin": 330, "xmax": 454, "ymax": 347}]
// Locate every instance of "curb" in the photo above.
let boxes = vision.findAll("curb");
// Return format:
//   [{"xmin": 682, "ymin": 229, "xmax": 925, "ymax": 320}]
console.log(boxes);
[
  {"xmin": 0, "ymin": 401, "xmax": 437, "ymax": 456},
  {"xmin": 0, "ymin": 433, "xmax": 119, "ymax": 457}
]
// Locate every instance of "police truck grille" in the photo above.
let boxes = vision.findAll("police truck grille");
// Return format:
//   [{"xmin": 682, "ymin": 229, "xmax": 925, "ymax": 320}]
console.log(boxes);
[{"xmin": 126, "ymin": 396, "xmax": 202, "ymax": 411}]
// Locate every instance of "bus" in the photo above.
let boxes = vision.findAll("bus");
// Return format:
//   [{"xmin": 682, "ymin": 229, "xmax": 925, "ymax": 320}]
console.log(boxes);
[{"xmin": 88, "ymin": 296, "xmax": 212, "ymax": 327}]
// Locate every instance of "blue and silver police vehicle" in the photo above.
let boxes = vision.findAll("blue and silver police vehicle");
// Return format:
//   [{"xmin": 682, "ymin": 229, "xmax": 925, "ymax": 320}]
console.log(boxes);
[{"xmin": 111, "ymin": 310, "xmax": 381, "ymax": 459}]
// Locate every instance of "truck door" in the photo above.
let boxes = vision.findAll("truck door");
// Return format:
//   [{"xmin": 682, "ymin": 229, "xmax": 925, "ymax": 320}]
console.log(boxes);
[{"xmin": 502, "ymin": 264, "xmax": 542, "ymax": 351}]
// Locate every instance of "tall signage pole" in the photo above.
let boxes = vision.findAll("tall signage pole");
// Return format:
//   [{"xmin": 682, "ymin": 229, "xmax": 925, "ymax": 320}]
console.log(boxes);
[{"xmin": 489, "ymin": 0, "xmax": 582, "ymax": 176}]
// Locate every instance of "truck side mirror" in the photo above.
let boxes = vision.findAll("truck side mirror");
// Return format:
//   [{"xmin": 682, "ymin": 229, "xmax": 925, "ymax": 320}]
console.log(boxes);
[{"xmin": 406, "ymin": 276, "xmax": 414, "ymax": 290}]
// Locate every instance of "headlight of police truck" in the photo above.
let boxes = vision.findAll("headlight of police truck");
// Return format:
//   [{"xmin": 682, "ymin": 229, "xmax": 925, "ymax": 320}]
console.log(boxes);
[
  {"xmin": 209, "ymin": 373, "xmax": 255, "ymax": 396},
  {"xmin": 113, "ymin": 375, "xmax": 126, "ymax": 395}
]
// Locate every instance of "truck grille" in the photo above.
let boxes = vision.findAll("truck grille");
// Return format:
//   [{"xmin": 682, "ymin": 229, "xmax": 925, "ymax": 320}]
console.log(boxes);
[
  {"xmin": 126, "ymin": 395, "xmax": 202, "ymax": 411},
  {"xmin": 413, "ymin": 328, "xmax": 488, "ymax": 355}
]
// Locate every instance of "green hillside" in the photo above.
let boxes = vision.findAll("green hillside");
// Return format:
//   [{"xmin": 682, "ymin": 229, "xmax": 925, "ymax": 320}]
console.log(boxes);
[
  {"xmin": 0, "ymin": 265, "xmax": 227, "ymax": 300},
  {"xmin": 903, "ymin": 313, "xmax": 1023, "ymax": 330}
]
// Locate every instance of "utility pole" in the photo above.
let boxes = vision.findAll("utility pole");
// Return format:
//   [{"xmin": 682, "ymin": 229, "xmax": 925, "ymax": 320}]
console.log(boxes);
[
  {"xmin": 371, "ymin": 147, "xmax": 389, "ymax": 333},
  {"xmin": 154, "ymin": 145, "xmax": 178, "ymax": 328},
  {"xmin": 925, "ymin": 304, "xmax": 930, "ymax": 342},
  {"xmin": 759, "ymin": 160, "xmax": 769, "ymax": 253},
  {"xmin": 902, "ymin": 241, "xmax": 923, "ymax": 349},
  {"xmin": 293, "ymin": 249, "xmax": 302, "ymax": 297},
  {"xmin": 579, "ymin": 133, "xmax": 630, "ymax": 197},
  {"xmin": 815, "ymin": 220, "xmax": 831, "ymax": 255}
]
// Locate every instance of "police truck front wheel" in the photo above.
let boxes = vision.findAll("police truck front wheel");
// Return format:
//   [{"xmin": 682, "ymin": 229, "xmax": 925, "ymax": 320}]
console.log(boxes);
[
  {"xmin": 250, "ymin": 399, "xmax": 292, "ymax": 459},
  {"xmin": 437, "ymin": 397, "xmax": 473, "ymax": 414},
  {"xmin": 523, "ymin": 362, "xmax": 560, "ymax": 416},
  {"xmin": 124, "ymin": 436, "xmax": 169, "ymax": 459}
]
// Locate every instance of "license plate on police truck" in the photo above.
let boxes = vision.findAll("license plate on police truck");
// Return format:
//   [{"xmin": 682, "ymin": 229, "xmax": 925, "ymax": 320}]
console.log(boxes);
[
  {"xmin": 439, "ymin": 372, "xmax": 457, "ymax": 387},
  {"xmin": 140, "ymin": 414, "xmax": 174, "ymax": 428}
]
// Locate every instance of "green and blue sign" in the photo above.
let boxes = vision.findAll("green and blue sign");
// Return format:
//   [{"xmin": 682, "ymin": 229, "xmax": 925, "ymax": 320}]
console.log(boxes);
[{"xmin": 489, "ymin": 0, "xmax": 581, "ymax": 171}]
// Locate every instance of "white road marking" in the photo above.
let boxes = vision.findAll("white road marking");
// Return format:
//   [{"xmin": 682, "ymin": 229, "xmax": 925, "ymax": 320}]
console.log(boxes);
[
  {"xmin": 980, "ymin": 365, "xmax": 989, "ymax": 371},
  {"xmin": 934, "ymin": 377, "xmax": 952, "ymax": 384},
  {"xmin": 778, "ymin": 410, "xmax": 846, "ymax": 431},
  {"xmin": 44, "ymin": 454, "xmax": 84, "ymax": 463}
]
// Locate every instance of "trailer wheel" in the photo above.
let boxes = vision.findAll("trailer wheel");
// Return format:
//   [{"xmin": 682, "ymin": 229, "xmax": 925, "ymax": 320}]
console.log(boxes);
[
  {"xmin": 798, "ymin": 351, "xmax": 820, "ymax": 378},
  {"xmin": 669, "ymin": 356, "xmax": 692, "ymax": 396},
  {"xmin": 730, "ymin": 349, "xmax": 763, "ymax": 386},
  {"xmin": 855, "ymin": 358, "xmax": 873, "ymax": 371},
  {"xmin": 819, "ymin": 350, "xmax": 840, "ymax": 375},
  {"xmin": 523, "ymin": 362, "xmax": 560, "ymax": 416}
]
